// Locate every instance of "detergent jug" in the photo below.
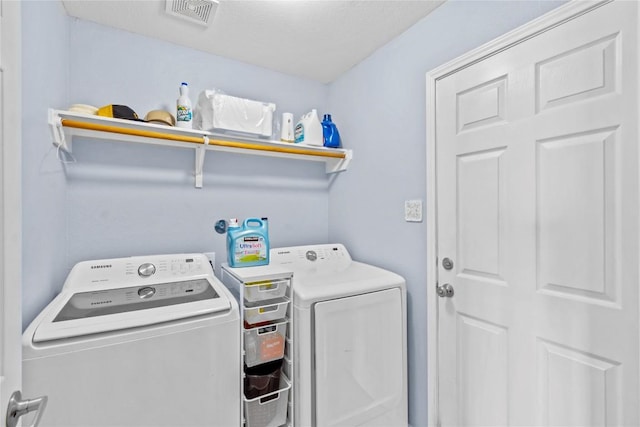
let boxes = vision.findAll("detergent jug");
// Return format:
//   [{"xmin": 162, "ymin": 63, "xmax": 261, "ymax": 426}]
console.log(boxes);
[
  {"xmin": 321, "ymin": 114, "xmax": 341, "ymax": 148},
  {"xmin": 294, "ymin": 109, "xmax": 323, "ymax": 146},
  {"xmin": 227, "ymin": 218, "xmax": 270, "ymax": 267}
]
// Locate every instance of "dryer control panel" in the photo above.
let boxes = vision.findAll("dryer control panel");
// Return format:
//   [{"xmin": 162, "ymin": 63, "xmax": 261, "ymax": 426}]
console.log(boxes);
[{"xmin": 270, "ymin": 244, "xmax": 352, "ymax": 270}]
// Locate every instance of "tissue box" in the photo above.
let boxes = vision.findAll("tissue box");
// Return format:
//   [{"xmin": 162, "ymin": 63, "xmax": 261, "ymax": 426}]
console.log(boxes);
[{"xmin": 195, "ymin": 90, "xmax": 275, "ymax": 137}]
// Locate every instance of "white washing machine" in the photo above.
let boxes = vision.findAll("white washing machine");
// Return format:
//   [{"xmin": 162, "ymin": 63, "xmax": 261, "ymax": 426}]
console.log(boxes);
[
  {"xmin": 271, "ymin": 244, "xmax": 408, "ymax": 427},
  {"xmin": 22, "ymin": 253, "xmax": 241, "ymax": 427}
]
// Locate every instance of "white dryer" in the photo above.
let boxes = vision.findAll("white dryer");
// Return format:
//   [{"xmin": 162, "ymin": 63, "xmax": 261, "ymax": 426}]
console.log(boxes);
[
  {"xmin": 22, "ymin": 254, "xmax": 240, "ymax": 427},
  {"xmin": 271, "ymin": 244, "xmax": 408, "ymax": 427}
]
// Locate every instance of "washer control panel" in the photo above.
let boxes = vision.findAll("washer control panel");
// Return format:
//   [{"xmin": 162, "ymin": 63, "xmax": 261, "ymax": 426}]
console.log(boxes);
[
  {"xmin": 125, "ymin": 257, "xmax": 205, "ymax": 279},
  {"xmin": 62, "ymin": 254, "xmax": 210, "ymax": 291}
]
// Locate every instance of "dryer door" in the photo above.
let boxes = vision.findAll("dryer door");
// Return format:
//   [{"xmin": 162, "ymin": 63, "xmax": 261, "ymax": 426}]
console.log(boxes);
[{"xmin": 314, "ymin": 288, "xmax": 406, "ymax": 426}]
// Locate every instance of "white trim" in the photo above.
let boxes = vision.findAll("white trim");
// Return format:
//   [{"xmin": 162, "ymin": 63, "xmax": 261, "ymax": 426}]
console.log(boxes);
[
  {"xmin": 425, "ymin": 67, "xmax": 439, "ymax": 427},
  {"xmin": 424, "ymin": 1, "xmax": 611, "ymax": 425},
  {"xmin": 637, "ymin": 0, "xmax": 640, "ymax": 417},
  {"xmin": 0, "ymin": 0, "xmax": 22, "ymax": 419}
]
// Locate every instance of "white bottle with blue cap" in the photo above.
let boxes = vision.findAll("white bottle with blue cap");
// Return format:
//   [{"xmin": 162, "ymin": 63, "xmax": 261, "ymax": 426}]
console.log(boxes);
[{"xmin": 176, "ymin": 82, "xmax": 193, "ymax": 129}]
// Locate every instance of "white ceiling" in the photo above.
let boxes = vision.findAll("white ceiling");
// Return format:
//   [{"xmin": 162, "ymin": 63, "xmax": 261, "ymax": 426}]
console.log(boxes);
[{"xmin": 61, "ymin": 0, "xmax": 444, "ymax": 83}]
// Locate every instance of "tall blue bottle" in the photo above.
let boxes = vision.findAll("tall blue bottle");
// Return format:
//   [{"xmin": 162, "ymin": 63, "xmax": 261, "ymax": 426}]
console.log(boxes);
[{"xmin": 321, "ymin": 114, "xmax": 341, "ymax": 148}]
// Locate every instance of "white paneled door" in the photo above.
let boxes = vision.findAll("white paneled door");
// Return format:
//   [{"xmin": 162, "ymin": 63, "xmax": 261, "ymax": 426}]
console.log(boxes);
[{"xmin": 432, "ymin": 1, "xmax": 639, "ymax": 425}]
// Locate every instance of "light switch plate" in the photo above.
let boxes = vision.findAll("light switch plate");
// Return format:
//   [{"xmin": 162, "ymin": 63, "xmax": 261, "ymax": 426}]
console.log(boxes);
[{"xmin": 405, "ymin": 200, "xmax": 423, "ymax": 222}]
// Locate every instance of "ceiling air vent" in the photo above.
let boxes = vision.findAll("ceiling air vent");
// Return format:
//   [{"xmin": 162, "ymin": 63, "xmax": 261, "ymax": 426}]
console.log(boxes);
[{"xmin": 165, "ymin": 0, "xmax": 219, "ymax": 26}]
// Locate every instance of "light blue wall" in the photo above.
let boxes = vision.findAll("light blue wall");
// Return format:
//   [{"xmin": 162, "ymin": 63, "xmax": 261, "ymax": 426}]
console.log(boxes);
[
  {"xmin": 63, "ymin": 19, "xmax": 331, "ymax": 267},
  {"xmin": 21, "ymin": 0, "xmax": 69, "ymax": 331},
  {"xmin": 327, "ymin": 1, "xmax": 565, "ymax": 426}
]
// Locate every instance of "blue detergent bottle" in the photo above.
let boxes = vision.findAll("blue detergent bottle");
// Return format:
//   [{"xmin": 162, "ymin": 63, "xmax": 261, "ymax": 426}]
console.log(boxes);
[
  {"xmin": 227, "ymin": 218, "xmax": 270, "ymax": 267},
  {"xmin": 321, "ymin": 114, "xmax": 341, "ymax": 148}
]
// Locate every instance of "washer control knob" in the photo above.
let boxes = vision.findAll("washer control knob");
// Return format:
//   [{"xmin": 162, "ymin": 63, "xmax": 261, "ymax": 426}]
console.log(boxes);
[
  {"xmin": 138, "ymin": 286, "xmax": 156, "ymax": 299},
  {"xmin": 138, "ymin": 263, "xmax": 156, "ymax": 277}
]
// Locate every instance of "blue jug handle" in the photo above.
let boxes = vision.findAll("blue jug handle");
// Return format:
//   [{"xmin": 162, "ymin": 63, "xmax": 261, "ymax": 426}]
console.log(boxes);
[{"xmin": 243, "ymin": 218, "xmax": 264, "ymax": 228}]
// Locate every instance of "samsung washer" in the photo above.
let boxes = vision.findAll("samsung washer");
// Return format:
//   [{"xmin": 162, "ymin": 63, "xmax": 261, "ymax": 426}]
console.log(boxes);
[
  {"xmin": 22, "ymin": 253, "xmax": 240, "ymax": 427},
  {"xmin": 271, "ymin": 244, "xmax": 408, "ymax": 427}
]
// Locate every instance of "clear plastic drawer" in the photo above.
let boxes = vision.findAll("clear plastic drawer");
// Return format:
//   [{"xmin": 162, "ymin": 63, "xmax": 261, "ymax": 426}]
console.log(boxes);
[
  {"xmin": 244, "ymin": 300, "xmax": 289, "ymax": 325},
  {"xmin": 244, "ymin": 278, "xmax": 289, "ymax": 303},
  {"xmin": 244, "ymin": 321, "xmax": 287, "ymax": 367}
]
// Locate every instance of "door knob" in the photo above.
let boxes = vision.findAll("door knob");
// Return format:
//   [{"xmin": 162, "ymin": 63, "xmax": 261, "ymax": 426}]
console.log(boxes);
[
  {"xmin": 6, "ymin": 391, "xmax": 48, "ymax": 427},
  {"xmin": 437, "ymin": 283, "xmax": 454, "ymax": 298}
]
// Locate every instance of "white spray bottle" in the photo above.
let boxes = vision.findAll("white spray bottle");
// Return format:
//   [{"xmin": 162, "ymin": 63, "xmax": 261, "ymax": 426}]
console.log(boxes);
[{"xmin": 176, "ymin": 82, "xmax": 193, "ymax": 129}]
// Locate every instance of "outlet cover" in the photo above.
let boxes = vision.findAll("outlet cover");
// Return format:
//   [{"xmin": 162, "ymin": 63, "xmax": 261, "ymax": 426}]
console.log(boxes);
[{"xmin": 405, "ymin": 200, "xmax": 423, "ymax": 222}]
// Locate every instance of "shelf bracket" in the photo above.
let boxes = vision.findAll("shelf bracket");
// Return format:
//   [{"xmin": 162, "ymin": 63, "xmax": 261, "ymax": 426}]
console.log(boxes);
[
  {"xmin": 194, "ymin": 137, "xmax": 209, "ymax": 188},
  {"xmin": 326, "ymin": 149, "xmax": 353, "ymax": 174},
  {"xmin": 48, "ymin": 109, "xmax": 71, "ymax": 153}
]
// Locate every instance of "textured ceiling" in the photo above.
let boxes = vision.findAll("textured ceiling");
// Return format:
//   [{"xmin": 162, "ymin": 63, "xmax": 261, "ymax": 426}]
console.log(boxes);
[{"xmin": 61, "ymin": 0, "xmax": 444, "ymax": 83}]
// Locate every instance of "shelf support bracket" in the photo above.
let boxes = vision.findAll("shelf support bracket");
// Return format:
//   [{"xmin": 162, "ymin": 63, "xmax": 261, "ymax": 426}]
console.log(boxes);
[
  {"xmin": 326, "ymin": 149, "xmax": 353, "ymax": 174},
  {"xmin": 194, "ymin": 137, "xmax": 209, "ymax": 188},
  {"xmin": 48, "ymin": 109, "xmax": 71, "ymax": 153}
]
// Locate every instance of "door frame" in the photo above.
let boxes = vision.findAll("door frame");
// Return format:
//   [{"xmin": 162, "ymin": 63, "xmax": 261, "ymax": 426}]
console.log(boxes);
[
  {"xmin": 0, "ymin": 0, "xmax": 22, "ymax": 422},
  {"xmin": 424, "ymin": 1, "xmax": 620, "ymax": 425}
]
